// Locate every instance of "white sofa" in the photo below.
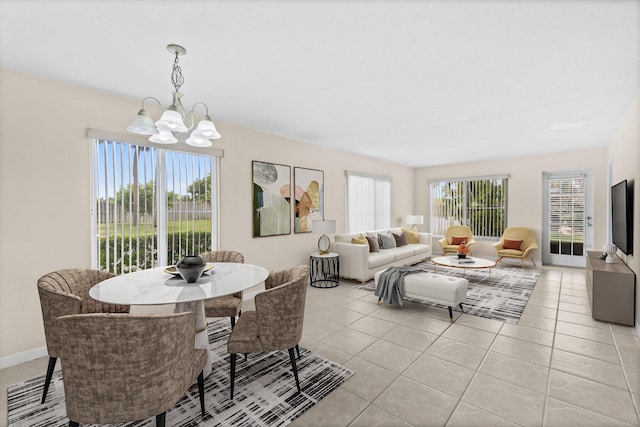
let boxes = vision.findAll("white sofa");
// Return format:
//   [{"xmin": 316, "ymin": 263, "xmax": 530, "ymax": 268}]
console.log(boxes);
[{"xmin": 330, "ymin": 227, "xmax": 432, "ymax": 282}]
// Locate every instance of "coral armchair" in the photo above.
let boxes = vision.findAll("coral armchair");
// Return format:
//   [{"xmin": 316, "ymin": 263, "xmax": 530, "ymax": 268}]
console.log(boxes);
[
  {"xmin": 438, "ymin": 225, "xmax": 476, "ymax": 256},
  {"xmin": 494, "ymin": 227, "xmax": 538, "ymax": 269}
]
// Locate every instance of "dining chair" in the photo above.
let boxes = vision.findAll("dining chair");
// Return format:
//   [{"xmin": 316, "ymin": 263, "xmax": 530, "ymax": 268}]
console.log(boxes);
[
  {"xmin": 55, "ymin": 312, "xmax": 206, "ymax": 427},
  {"xmin": 227, "ymin": 265, "xmax": 309, "ymax": 400},
  {"xmin": 199, "ymin": 250, "xmax": 245, "ymax": 328},
  {"xmin": 37, "ymin": 268, "xmax": 130, "ymax": 404}
]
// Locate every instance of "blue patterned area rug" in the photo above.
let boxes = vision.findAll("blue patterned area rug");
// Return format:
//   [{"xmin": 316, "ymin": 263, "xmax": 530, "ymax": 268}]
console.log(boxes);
[
  {"xmin": 357, "ymin": 260, "xmax": 541, "ymax": 324},
  {"xmin": 7, "ymin": 319, "xmax": 352, "ymax": 426}
]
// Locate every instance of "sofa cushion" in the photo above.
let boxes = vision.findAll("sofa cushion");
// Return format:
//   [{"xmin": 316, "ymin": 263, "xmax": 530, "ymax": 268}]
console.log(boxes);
[
  {"xmin": 393, "ymin": 232, "xmax": 408, "ymax": 247},
  {"xmin": 365, "ymin": 235, "xmax": 380, "ymax": 252},
  {"xmin": 392, "ymin": 246, "xmax": 415, "ymax": 261},
  {"xmin": 368, "ymin": 251, "xmax": 395, "ymax": 269},
  {"xmin": 413, "ymin": 244, "xmax": 431, "ymax": 255},
  {"xmin": 401, "ymin": 227, "xmax": 420, "ymax": 244},
  {"xmin": 378, "ymin": 232, "xmax": 396, "ymax": 249},
  {"xmin": 351, "ymin": 233, "xmax": 367, "ymax": 245}
]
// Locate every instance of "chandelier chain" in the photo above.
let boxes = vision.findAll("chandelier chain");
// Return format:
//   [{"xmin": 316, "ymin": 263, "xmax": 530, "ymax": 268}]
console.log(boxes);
[{"xmin": 170, "ymin": 52, "xmax": 184, "ymax": 93}]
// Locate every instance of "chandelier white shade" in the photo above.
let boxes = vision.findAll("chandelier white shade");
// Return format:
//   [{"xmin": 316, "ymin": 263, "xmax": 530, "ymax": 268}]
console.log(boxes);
[{"xmin": 126, "ymin": 44, "xmax": 221, "ymax": 147}]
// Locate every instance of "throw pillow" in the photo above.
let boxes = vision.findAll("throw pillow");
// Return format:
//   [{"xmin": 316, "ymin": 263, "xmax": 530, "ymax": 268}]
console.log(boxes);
[
  {"xmin": 392, "ymin": 232, "xmax": 408, "ymax": 247},
  {"xmin": 503, "ymin": 239, "xmax": 523, "ymax": 250},
  {"xmin": 378, "ymin": 232, "xmax": 396, "ymax": 249},
  {"xmin": 351, "ymin": 233, "xmax": 367, "ymax": 245},
  {"xmin": 451, "ymin": 236, "xmax": 467, "ymax": 245},
  {"xmin": 365, "ymin": 235, "xmax": 380, "ymax": 252},
  {"xmin": 401, "ymin": 227, "xmax": 420, "ymax": 244}
]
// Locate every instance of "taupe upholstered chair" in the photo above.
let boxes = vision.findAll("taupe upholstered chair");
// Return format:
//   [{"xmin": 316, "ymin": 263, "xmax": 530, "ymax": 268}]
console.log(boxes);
[
  {"xmin": 494, "ymin": 226, "xmax": 539, "ymax": 269},
  {"xmin": 56, "ymin": 312, "xmax": 206, "ymax": 427},
  {"xmin": 438, "ymin": 225, "xmax": 476, "ymax": 256},
  {"xmin": 200, "ymin": 250, "xmax": 245, "ymax": 328},
  {"xmin": 37, "ymin": 269, "xmax": 130, "ymax": 404},
  {"xmin": 227, "ymin": 265, "xmax": 309, "ymax": 400}
]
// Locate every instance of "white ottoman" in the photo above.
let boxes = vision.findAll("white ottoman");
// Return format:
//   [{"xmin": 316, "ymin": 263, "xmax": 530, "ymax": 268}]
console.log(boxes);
[{"xmin": 374, "ymin": 269, "xmax": 469, "ymax": 322}]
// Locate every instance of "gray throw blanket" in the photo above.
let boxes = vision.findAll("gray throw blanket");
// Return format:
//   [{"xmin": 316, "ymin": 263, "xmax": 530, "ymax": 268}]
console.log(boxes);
[{"xmin": 375, "ymin": 266, "xmax": 421, "ymax": 307}]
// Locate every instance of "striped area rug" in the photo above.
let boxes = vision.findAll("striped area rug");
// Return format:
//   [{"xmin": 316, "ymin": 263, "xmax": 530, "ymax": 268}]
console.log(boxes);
[
  {"xmin": 357, "ymin": 260, "xmax": 541, "ymax": 324},
  {"xmin": 8, "ymin": 319, "xmax": 352, "ymax": 426}
]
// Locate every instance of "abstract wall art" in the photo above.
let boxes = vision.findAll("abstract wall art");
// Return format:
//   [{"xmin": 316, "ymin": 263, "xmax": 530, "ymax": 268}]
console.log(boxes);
[
  {"xmin": 293, "ymin": 167, "xmax": 324, "ymax": 233},
  {"xmin": 252, "ymin": 161, "xmax": 292, "ymax": 237}
]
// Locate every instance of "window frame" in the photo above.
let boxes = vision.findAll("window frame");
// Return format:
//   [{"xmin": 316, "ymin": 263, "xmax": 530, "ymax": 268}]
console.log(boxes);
[
  {"xmin": 88, "ymin": 129, "xmax": 221, "ymax": 271},
  {"xmin": 428, "ymin": 175, "xmax": 508, "ymax": 240}
]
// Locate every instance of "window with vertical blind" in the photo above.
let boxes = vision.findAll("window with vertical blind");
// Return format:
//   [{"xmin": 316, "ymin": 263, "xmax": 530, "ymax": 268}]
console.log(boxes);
[
  {"xmin": 91, "ymin": 137, "xmax": 218, "ymax": 274},
  {"xmin": 346, "ymin": 171, "xmax": 391, "ymax": 233},
  {"xmin": 429, "ymin": 176, "xmax": 507, "ymax": 239}
]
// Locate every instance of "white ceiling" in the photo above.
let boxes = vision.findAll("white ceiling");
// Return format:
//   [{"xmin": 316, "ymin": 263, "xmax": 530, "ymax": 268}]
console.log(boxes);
[{"xmin": 1, "ymin": 1, "xmax": 638, "ymax": 167}]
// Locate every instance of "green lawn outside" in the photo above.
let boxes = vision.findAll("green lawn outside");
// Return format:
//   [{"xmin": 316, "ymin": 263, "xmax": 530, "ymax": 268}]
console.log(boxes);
[
  {"xmin": 99, "ymin": 219, "xmax": 212, "ymax": 238},
  {"xmin": 550, "ymin": 232, "xmax": 584, "ymax": 243}
]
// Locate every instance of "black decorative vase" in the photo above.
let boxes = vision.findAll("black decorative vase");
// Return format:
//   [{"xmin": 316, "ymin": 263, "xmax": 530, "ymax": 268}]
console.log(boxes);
[
  {"xmin": 457, "ymin": 253, "xmax": 467, "ymax": 259},
  {"xmin": 176, "ymin": 255, "xmax": 206, "ymax": 283}
]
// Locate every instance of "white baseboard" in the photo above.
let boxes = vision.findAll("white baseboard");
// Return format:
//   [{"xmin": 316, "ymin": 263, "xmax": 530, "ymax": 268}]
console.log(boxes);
[
  {"xmin": 0, "ymin": 346, "xmax": 47, "ymax": 370},
  {"xmin": 636, "ymin": 320, "xmax": 640, "ymax": 337}
]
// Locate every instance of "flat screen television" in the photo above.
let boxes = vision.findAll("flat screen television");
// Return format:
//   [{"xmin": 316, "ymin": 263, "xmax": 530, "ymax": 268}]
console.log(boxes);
[{"xmin": 611, "ymin": 179, "xmax": 633, "ymax": 255}]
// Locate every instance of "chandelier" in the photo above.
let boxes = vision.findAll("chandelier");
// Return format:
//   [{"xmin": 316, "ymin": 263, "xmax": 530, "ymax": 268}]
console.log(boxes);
[{"xmin": 126, "ymin": 44, "xmax": 221, "ymax": 147}]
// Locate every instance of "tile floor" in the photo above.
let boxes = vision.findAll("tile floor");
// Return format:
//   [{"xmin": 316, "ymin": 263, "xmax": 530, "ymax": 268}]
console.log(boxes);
[
  {"xmin": 1, "ymin": 265, "xmax": 639, "ymax": 427},
  {"xmin": 290, "ymin": 265, "xmax": 640, "ymax": 427}
]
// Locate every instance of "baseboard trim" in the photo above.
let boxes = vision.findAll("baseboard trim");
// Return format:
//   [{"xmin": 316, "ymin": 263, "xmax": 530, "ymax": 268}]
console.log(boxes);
[
  {"xmin": 635, "ymin": 320, "xmax": 640, "ymax": 337},
  {"xmin": 0, "ymin": 346, "xmax": 47, "ymax": 370}
]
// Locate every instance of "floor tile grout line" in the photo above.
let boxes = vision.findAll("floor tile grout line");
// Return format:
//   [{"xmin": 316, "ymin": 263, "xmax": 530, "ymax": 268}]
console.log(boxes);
[
  {"xmin": 611, "ymin": 327, "xmax": 640, "ymax": 424},
  {"xmin": 440, "ymin": 320, "xmax": 506, "ymax": 427},
  {"xmin": 541, "ymin": 270, "xmax": 562, "ymax": 427}
]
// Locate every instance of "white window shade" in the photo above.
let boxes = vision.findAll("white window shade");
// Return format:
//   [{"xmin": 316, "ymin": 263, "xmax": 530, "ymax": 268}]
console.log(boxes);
[{"xmin": 346, "ymin": 172, "xmax": 391, "ymax": 233}]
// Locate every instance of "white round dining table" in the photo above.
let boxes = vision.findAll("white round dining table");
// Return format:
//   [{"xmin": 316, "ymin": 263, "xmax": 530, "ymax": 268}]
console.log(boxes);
[{"xmin": 89, "ymin": 263, "xmax": 269, "ymax": 377}]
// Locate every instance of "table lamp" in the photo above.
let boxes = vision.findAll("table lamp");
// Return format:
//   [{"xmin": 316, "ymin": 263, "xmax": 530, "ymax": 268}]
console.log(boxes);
[
  {"xmin": 312, "ymin": 219, "xmax": 336, "ymax": 254},
  {"xmin": 406, "ymin": 215, "xmax": 424, "ymax": 232}
]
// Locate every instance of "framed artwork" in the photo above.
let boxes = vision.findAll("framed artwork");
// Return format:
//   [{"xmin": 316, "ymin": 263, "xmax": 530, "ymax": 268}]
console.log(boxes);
[
  {"xmin": 252, "ymin": 161, "xmax": 291, "ymax": 237},
  {"xmin": 293, "ymin": 167, "xmax": 324, "ymax": 233}
]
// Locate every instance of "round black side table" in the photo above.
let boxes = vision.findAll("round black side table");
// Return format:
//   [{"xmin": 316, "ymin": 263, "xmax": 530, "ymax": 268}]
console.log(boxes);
[{"xmin": 309, "ymin": 252, "xmax": 340, "ymax": 288}]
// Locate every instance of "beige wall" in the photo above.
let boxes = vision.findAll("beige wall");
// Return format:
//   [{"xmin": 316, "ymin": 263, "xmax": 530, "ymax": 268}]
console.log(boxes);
[
  {"xmin": 607, "ymin": 90, "xmax": 640, "ymax": 330},
  {"xmin": 413, "ymin": 148, "xmax": 609, "ymax": 261},
  {"xmin": 0, "ymin": 68, "xmax": 414, "ymax": 360}
]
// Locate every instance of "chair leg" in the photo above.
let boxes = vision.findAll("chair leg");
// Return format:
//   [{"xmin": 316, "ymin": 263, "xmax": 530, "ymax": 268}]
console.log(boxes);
[
  {"xmin": 69, "ymin": 422, "xmax": 79, "ymax": 427},
  {"xmin": 41, "ymin": 356, "xmax": 57, "ymax": 404},
  {"xmin": 296, "ymin": 344, "xmax": 301, "ymax": 360},
  {"xmin": 156, "ymin": 412, "xmax": 166, "ymax": 427},
  {"xmin": 530, "ymin": 255, "xmax": 537, "ymax": 267},
  {"xmin": 495, "ymin": 256, "xmax": 503, "ymax": 265},
  {"xmin": 230, "ymin": 316, "xmax": 236, "ymax": 329},
  {"xmin": 448, "ymin": 306, "xmax": 454, "ymax": 323},
  {"xmin": 459, "ymin": 303, "xmax": 464, "ymax": 312},
  {"xmin": 197, "ymin": 371, "xmax": 205, "ymax": 416},
  {"xmin": 230, "ymin": 353, "xmax": 237, "ymax": 400},
  {"xmin": 521, "ymin": 259, "xmax": 526, "ymax": 270},
  {"xmin": 288, "ymin": 348, "xmax": 301, "ymax": 394}
]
